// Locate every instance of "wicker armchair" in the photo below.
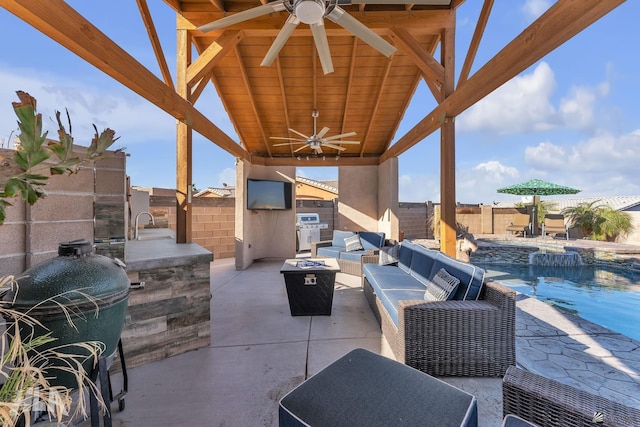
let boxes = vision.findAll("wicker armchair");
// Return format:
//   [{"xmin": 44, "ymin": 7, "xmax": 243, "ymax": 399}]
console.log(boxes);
[
  {"xmin": 311, "ymin": 240, "xmax": 377, "ymax": 276},
  {"xmin": 361, "ymin": 255, "xmax": 516, "ymax": 376},
  {"xmin": 503, "ymin": 366, "xmax": 640, "ymax": 427}
]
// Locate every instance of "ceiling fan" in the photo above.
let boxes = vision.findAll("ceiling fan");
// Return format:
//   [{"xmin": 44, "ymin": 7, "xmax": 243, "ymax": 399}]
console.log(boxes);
[
  {"xmin": 270, "ymin": 110, "xmax": 360, "ymax": 154},
  {"xmin": 197, "ymin": 0, "xmax": 397, "ymax": 74}
]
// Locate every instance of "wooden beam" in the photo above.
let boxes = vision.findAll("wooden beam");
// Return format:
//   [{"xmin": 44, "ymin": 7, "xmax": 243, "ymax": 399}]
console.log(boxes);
[
  {"xmin": 381, "ymin": 0, "xmax": 626, "ymax": 162},
  {"xmin": 187, "ymin": 30, "xmax": 242, "ymax": 86},
  {"xmin": 0, "ymin": 0, "xmax": 249, "ymax": 162},
  {"xmin": 254, "ymin": 156, "xmax": 380, "ymax": 167},
  {"xmin": 163, "ymin": 0, "xmax": 180, "ymax": 14},
  {"xmin": 180, "ymin": 9, "xmax": 455, "ymax": 34},
  {"xmin": 340, "ymin": 38, "xmax": 358, "ymax": 137},
  {"xmin": 389, "ymin": 27, "xmax": 445, "ymax": 101},
  {"xmin": 176, "ymin": 28, "xmax": 193, "ymax": 244},
  {"xmin": 275, "ymin": 55, "xmax": 294, "ymax": 156},
  {"xmin": 235, "ymin": 44, "xmax": 272, "ymax": 156},
  {"xmin": 458, "ymin": 0, "xmax": 493, "ymax": 85},
  {"xmin": 208, "ymin": 0, "xmax": 224, "ymax": 13},
  {"xmin": 190, "ymin": 75, "xmax": 208, "ymax": 102},
  {"xmin": 359, "ymin": 59, "xmax": 393, "ymax": 157},
  {"xmin": 137, "ymin": 0, "xmax": 174, "ymax": 90}
]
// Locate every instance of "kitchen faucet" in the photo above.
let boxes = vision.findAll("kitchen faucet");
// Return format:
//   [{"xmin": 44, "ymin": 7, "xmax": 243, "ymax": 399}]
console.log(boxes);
[{"xmin": 134, "ymin": 211, "xmax": 155, "ymax": 240}]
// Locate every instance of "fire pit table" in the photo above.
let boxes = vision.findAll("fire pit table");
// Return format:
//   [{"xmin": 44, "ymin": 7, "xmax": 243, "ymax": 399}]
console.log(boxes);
[{"xmin": 280, "ymin": 258, "xmax": 340, "ymax": 316}]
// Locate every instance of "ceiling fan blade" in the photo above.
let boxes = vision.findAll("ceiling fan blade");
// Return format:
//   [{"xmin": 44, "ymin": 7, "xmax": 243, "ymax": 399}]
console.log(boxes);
[
  {"xmin": 325, "ymin": 140, "xmax": 360, "ymax": 144},
  {"xmin": 326, "ymin": 7, "xmax": 396, "ymax": 58},
  {"xmin": 288, "ymin": 128, "xmax": 310, "ymax": 139},
  {"xmin": 294, "ymin": 144, "xmax": 311, "ymax": 153},
  {"xmin": 315, "ymin": 146, "xmax": 323, "ymax": 154},
  {"xmin": 323, "ymin": 131, "xmax": 357, "ymax": 141},
  {"xmin": 262, "ymin": 16, "xmax": 300, "ymax": 67},
  {"xmin": 322, "ymin": 143, "xmax": 347, "ymax": 151},
  {"xmin": 270, "ymin": 136, "xmax": 307, "ymax": 141},
  {"xmin": 310, "ymin": 21, "xmax": 334, "ymax": 74},
  {"xmin": 273, "ymin": 142, "xmax": 309, "ymax": 147},
  {"xmin": 198, "ymin": 2, "xmax": 286, "ymax": 32},
  {"xmin": 317, "ymin": 127, "xmax": 330, "ymax": 138}
]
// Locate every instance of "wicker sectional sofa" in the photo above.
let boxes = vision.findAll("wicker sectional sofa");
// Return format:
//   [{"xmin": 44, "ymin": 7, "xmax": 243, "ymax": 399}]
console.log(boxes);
[
  {"xmin": 311, "ymin": 230, "xmax": 386, "ymax": 276},
  {"xmin": 362, "ymin": 240, "xmax": 516, "ymax": 377},
  {"xmin": 503, "ymin": 366, "xmax": 640, "ymax": 427}
]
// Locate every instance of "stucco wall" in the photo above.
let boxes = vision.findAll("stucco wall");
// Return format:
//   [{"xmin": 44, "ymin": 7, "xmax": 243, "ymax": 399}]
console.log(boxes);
[
  {"xmin": 338, "ymin": 165, "xmax": 380, "ymax": 232},
  {"xmin": 235, "ymin": 160, "xmax": 296, "ymax": 270},
  {"xmin": 377, "ymin": 158, "xmax": 400, "ymax": 241}
]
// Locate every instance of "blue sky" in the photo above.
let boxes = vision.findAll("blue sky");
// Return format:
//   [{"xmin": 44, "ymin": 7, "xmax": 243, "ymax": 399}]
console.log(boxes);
[{"xmin": 1, "ymin": 1, "xmax": 638, "ymax": 204}]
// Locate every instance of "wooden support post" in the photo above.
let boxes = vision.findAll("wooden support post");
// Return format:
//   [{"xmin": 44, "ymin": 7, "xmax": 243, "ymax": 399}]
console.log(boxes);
[
  {"xmin": 440, "ymin": 119, "xmax": 456, "ymax": 256},
  {"xmin": 439, "ymin": 23, "xmax": 457, "ymax": 257},
  {"xmin": 176, "ymin": 28, "xmax": 192, "ymax": 243}
]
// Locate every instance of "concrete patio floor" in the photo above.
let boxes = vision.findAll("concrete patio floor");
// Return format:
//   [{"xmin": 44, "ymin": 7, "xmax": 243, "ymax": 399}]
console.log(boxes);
[{"xmin": 82, "ymin": 252, "xmax": 639, "ymax": 427}]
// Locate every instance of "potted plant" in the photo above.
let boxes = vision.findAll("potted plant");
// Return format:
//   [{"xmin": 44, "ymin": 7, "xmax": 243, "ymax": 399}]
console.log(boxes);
[{"xmin": 1, "ymin": 91, "xmax": 122, "ymax": 426}]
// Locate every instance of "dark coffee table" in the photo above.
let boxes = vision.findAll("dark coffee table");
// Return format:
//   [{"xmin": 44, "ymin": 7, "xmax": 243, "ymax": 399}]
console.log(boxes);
[{"xmin": 280, "ymin": 258, "xmax": 340, "ymax": 316}]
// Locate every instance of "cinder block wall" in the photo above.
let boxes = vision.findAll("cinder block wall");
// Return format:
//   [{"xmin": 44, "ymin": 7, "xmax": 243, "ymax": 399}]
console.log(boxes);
[
  {"xmin": 149, "ymin": 195, "xmax": 236, "ymax": 259},
  {"xmin": 0, "ymin": 147, "xmax": 126, "ymax": 276},
  {"xmin": 398, "ymin": 202, "xmax": 430, "ymax": 239},
  {"xmin": 456, "ymin": 206, "xmax": 483, "ymax": 234}
]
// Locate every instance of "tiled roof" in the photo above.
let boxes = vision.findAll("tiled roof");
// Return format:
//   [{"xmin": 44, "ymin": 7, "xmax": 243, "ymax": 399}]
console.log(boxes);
[
  {"xmin": 295, "ymin": 176, "xmax": 338, "ymax": 194},
  {"xmin": 194, "ymin": 186, "xmax": 235, "ymax": 198},
  {"xmin": 492, "ymin": 196, "xmax": 640, "ymax": 211}
]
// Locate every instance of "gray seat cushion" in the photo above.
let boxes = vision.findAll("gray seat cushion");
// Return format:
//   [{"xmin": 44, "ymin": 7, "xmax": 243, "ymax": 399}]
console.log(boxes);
[
  {"xmin": 331, "ymin": 230, "xmax": 357, "ymax": 248},
  {"xmin": 316, "ymin": 246, "xmax": 343, "ymax": 258}
]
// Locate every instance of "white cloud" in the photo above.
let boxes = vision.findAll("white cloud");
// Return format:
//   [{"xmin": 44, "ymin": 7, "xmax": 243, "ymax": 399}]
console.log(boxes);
[
  {"xmin": 524, "ymin": 141, "xmax": 568, "ymax": 170},
  {"xmin": 399, "ymin": 174, "xmax": 440, "ymax": 203},
  {"xmin": 0, "ymin": 72, "xmax": 163, "ymax": 147},
  {"xmin": 520, "ymin": 130, "xmax": 640, "ymax": 197},
  {"xmin": 456, "ymin": 161, "xmax": 520, "ymax": 203},
  {"xmin": 559, "ymin": 86, "xmax": 597, "ymax": 131},
  {"xmin": 0, "ymin": 66, "xmax": 216, "ymax": 148},
  {"xmin": 522, "ymin": 0, "xmax": 552, "ymax": 21},
  {"xmin": 458, "ymin": 62, "xmax": 558, "ymax": 134},
  {"xmin": 458, "ymin": 61, "xmax": 610, "ymax": 136},
  {"xmin": 526, "ymin": 130, "xmax": 640, "ymax": 175},
  {"xmin": 217, "ymin": 168, "xmax": 236, "ymax": 188}
]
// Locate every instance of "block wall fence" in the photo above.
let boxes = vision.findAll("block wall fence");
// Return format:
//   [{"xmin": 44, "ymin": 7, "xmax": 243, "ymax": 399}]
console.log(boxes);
[
  {"xmin": 147, "ymin": 195, "xmax": 530, "ymax": 259},
  {"xmin": 0, "ymin": 147, "xmax": 126, "ymax": 276}
]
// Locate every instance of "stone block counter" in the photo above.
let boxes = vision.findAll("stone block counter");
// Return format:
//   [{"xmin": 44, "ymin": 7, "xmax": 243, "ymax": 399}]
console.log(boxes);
[{"xmin": 121, "ymin": 237, "xmax": 213, "ymax": 370}]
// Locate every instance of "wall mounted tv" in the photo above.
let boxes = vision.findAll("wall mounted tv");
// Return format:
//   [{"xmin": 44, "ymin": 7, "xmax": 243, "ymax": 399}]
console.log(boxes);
[{"xmin": 246, "ymin": 178, "xmax": 293, "ymax": 210}]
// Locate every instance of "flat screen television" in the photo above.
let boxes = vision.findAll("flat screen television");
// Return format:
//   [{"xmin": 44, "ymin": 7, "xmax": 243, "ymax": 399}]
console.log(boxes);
[{"xmin": 246, "ymin": 178, "xmax": 293, "ymax": 210}]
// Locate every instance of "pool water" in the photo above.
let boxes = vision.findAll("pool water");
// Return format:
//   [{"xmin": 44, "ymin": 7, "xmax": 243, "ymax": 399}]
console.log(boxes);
[{"xmin": 476, "ymin": 263, "xmax": 640, "ymax": 342}]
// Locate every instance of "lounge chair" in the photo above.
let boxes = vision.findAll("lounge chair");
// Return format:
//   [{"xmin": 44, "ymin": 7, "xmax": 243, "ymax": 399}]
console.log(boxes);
[
  {"xmin": 506, "ymin": 213, "xmax": 532, "ymax": 237},
  {"xmin": 541, "ymin": 214, "xmax": 569, "ymax": 240}
]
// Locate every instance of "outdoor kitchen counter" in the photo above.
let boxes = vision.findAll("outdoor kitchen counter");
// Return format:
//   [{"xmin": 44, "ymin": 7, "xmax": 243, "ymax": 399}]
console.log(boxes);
[
  {"xmin": 120, "ymin": 237, "xmax": 213, "ymax": 370},
  {"xmin": 125, "ymin": 235, "xmax": 213, "ymax": 271}
]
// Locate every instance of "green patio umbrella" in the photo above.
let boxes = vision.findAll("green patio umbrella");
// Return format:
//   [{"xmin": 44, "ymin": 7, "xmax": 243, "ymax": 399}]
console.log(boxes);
[
  {"xmin": 496, "ymin": 179, "xmax": 581, "ymax": 196},
  {"xmin": 497, "ymin": 179, "xmax": 581, "ymax": 235}
]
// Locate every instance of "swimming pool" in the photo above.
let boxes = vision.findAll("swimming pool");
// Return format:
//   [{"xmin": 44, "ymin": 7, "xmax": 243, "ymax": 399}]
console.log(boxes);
[{"xmin": 476, "ymin": 263, "xmax": 640, "ymax": 342}]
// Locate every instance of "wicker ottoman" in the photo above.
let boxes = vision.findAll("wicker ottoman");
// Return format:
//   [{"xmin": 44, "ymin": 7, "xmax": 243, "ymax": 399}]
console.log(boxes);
[{"xmin": 279, "ymin": 348, "xmax": 478, "ymax": 426}]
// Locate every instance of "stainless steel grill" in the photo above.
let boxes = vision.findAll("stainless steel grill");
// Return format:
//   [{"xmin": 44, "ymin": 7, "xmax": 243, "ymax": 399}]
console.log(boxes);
[{"xmin": 296, "ymin": 213, "xmax": 328, "ymax": 251}]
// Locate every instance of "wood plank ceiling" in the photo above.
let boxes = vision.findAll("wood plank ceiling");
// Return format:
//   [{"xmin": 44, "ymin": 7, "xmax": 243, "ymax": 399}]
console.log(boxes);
[{"xmin": 175, "ymin": 0, "xmax": 456, "ymax": 164}]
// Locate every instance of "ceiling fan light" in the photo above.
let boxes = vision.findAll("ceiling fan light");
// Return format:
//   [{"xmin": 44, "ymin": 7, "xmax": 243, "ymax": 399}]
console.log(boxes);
[{"xmin": 295, "ymin": 0, "xmax": 325, "ymax": 24}]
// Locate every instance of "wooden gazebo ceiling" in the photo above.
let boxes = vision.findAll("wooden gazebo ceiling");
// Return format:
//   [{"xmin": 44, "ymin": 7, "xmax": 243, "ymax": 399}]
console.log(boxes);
[
  {"xmin": 0, "ymin": 1, "xmax": 625, "ymax": 168},
  {"xmin": 177, "ymin": 0, "xmax": 457, "ymax": 164}
]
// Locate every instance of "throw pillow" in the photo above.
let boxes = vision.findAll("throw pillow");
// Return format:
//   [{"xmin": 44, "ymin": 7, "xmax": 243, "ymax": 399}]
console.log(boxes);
[
  {"xmin": 424, "ymin": 268, "xmax": 460, "ymax": 301},
  {"xmin": 378, "ymin": 244, "xmax": 399, "ymax": 265},
  {"xmin": 344, "ymin": 234, "xmax": 363, "ymax": 252}
]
